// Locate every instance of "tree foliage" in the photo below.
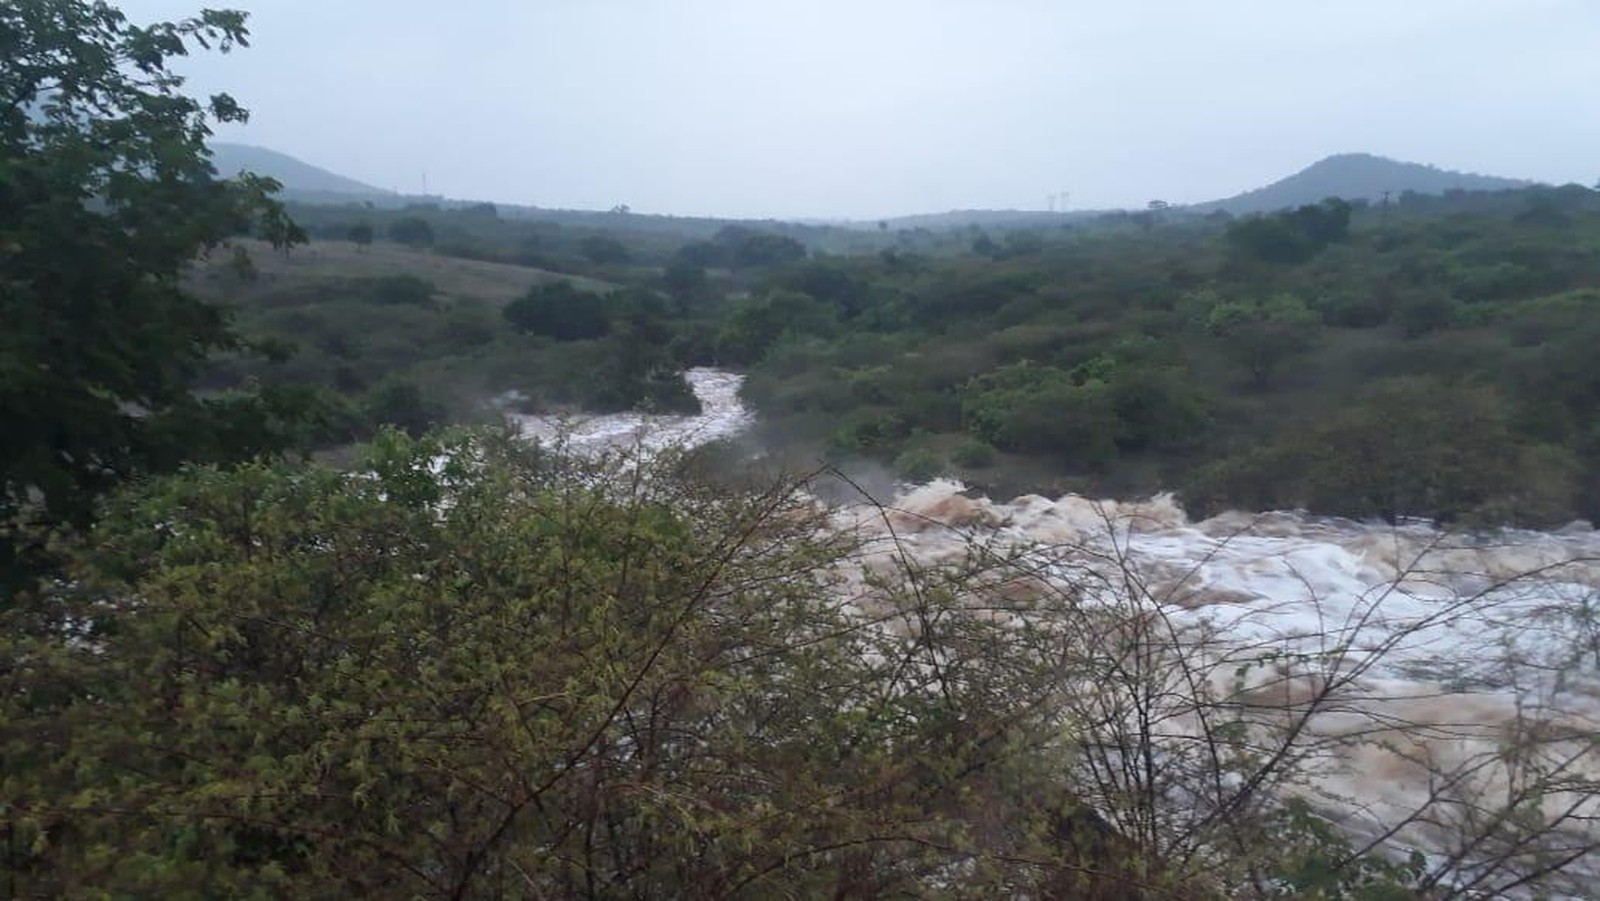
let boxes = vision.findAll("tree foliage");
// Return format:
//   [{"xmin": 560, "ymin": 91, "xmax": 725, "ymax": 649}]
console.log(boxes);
[
  {"xmin": 0, "ymin": 433, "xmax": 1128, "ymax": 897},
  {"xmin": 502, "ymin": 280, "xmax": 611, "ymax": 341},
  {"xmin": 1226, "ymin": 198, "xmax": 1352, "ymax": 264},
  {"xmin": 715, "ymin": 289, "xmax": 839, "ymax": 365},
  {"xmin": 7, "ymin": 431, "xmax": 1592, "ymax": 896},
  {"xmin": 1204, "ymin": 293, "xmax": 1323, "ymax": 388},
  {"xmin": 0, "ymin": 0, "xmax": 304, "ymax": 588},
  {"xmin": 387, "ymin": 215, "xmax": 434, "ymax": 247},
  {"xmin": 579, "ymin": 233, "xmax": 631, "ymax": 265}
]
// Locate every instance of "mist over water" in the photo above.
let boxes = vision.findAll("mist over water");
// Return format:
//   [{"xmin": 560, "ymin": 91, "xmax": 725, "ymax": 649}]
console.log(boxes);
[{"xmin": 514, "ymin": 369, "xmax": 1600, "ymax": 889}]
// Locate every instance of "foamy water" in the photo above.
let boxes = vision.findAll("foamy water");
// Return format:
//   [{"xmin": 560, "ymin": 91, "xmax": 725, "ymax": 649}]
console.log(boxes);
[
  {"xmin": 508, "ymin": 368, "xmax": 753, "ymax": 455},
  {"xmin": 834, "ymin": 482, "xmax": 1600, "ymax": 896},
  {"xmin": 510, "ymin": 375, "xmax": 1600, "ymax": 894}
]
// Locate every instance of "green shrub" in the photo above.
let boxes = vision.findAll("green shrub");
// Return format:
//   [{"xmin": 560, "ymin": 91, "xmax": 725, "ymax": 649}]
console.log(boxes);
[
  {"xmin": 893, "ymin": 447, "xmax": 945, "ymax": 482},
  {"xmin": 952, "ymin": 439, "xmax": 997, "ymax": 468}
]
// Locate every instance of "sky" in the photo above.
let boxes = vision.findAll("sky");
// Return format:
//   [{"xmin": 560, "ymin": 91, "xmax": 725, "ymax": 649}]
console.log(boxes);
[{"xmin": 118, "ymin": 0, "xmax": 1600, "ymax": 220}]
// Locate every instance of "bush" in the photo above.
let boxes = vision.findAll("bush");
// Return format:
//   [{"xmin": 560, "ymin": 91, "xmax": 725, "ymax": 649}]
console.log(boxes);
[
  {"xmin": 351, "ymin": 274, "xmax": 437, "ymax": 308},
  {"xmin": 1395, "ymin": 289, "xmax": 1459, "ymax": 338},
  {"xmin": 579, "ymin": 234, "xmax": 631, "ymax": 265},
  {"xmin": 961, "ymin": 362, "xmax": 1122, "ymax": 469},
  {"xmin": 952, "ymin": 438, "xmax": 997, "ymax": 468},
  {"xmin": 5, "ymin": 433, "xmax": 1588, "ymax": 897},
  {"xmin": 893, "ymin": 447, "xmax": 945, "ymax": 482},
  {"xmin": 503, "ymin": 281, "xmax": 610, "ymax": 340},
  {"xmin": 388, "ymin": 216, "xmax": 435, "ymax": 248},
  {"xmin": 362, "ymin": 379, "xmax": 444, "ymax": 438}
]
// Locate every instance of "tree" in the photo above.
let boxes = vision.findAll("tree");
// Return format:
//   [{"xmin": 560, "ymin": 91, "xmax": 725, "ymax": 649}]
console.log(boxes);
[
  {"xmin": 346, "ymin": 221, "xmax": 374, "ymax": 247},
  {"xmin": 0, "ymin": 0, "xmax": 304, "ymax": 591},
  {"xmin": 388, "ymin": 215, "xmax": 434, "ymax": 247},
  {"xmin": 1205, "ymin": 293, "xmax": 1322, "ymax": 388},
  {"xmin": 671, "ymin": 240, "xmax": 728, "ymax": 269},
  {"xmin": 1300, "ymin": 377, "xmax": 1578, "ymax": 522},
  {"xmin": 715, "ymin": 289, "xmax": 839, "ymax": 365},
  {"xmin": 735, "ymin": 231, "xmax": 806, "ymax": 268},
  {"xmin": 502, "ymin": 280, "xmax": 610, "ymax": 340},
  {"xmin": 362, "ymin": 379, "xmax": 443, "ymax": 438},
  {"xmin": 9, "ymin": 433, "xmax": 1589, "ymax": 896},
  {"xmin": 960, "ymin": 362, "xmax": 1123, "ymax": 468},
  {"xmin": 774, "ymin": 259, "xmax": 871, "ymax": 318},
  {"xmin": 713, "ymin": 225, "xmax": 806, "ymax": 269},
  {"xmin": 1225, "ymin": 198, "xmax": 1351, "ymax": 265},
  {"xmin": 661, "ymin": 258, "xmax": 706, "ymax": 301},
  {"xmin": 579, "ymin": 233, "xmax": 631, "ymax": 265},
  {"xmin": 0, "ymin": 433, "xmax": 1121, "ymax": 896},
  {"xmin": 1394, "ymin": 287, "xmax": 1458, "ymax": 338}
]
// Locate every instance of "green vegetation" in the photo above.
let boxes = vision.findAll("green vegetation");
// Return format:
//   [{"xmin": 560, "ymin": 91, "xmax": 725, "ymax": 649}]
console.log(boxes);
[
  {"xmin": 9, "ymin": 431, "xmax": 1590, "ymax": 897},
  {"xmin": 0, "ymin": 0, "xmax": 306, "ymax": 588},
  {"xmin": 29, "ymin": 41, "xmax": 1586, "ymax": 532},
  {"xmin": 726, "ymin": 188, "xmax": 1600, "ymax": 525},
  {"xmin": 0, "ymin": 431, "xmax": 1449, "ymax": 898},
  {"xmin": 224, "ymin": 168, "xmax": 1600, "ymax": 530},
  {"xmin": 5, "ymin": 5, "xmax": 1599, "ymax": 898}
]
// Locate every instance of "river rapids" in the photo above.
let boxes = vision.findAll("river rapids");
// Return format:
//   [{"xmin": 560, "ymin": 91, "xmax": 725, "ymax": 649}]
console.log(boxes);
[{"xmin": 515, "ymin": 369, "xmax": 1600, "ymax": 894}]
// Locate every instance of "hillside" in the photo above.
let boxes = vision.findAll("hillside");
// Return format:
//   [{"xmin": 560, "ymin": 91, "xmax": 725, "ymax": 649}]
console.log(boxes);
[
  {"xmin": 1192, "ymin": 153, "xmax": 1534, "ymax": 214},
  {"xmin": 209, "ymin": 142, "xmax": 394, "ymax": 201},
  {"xmin": 189, "ymin": 238, "xmax": 610, "ymax": 306}
]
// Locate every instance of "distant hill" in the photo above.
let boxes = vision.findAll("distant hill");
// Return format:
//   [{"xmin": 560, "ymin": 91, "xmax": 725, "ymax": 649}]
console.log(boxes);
[
  {"xmin": 1192, "ymin": 153, "xmax": 1535, "ymax": 215},
  {"xmin": 209, "ymin": 143, "xmax": 394, "ymax": 201}
]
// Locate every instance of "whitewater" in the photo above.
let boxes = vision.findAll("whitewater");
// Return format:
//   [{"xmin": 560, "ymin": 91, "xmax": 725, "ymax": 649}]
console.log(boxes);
[{"xmin": 516, "ymin": 369, "xmax": 1600, "ymax": 895}]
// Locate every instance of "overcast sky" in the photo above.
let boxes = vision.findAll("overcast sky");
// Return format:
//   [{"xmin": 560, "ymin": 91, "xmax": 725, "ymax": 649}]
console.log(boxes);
[{"xmin": 119, "ymin": 0, "xmax": 1600, "ymax": 219}]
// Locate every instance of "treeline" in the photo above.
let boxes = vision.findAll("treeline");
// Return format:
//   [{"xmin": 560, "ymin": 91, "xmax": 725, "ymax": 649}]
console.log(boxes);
[
  {"xmin": 720, "ymin": 189, "xmax": 1600, "ymax": 526},
  {"xmin": 200, "ymin": 267, "xmax": 705, "ymax": 443},
  {"xmin": 285, "ymin": 199, "xmax": 825, "ymax": 275},
  {"xmin": 190, "ymin": 218, "xmax": 824, "ymax": 440},
  {"xmin": 218, "ymin": 183, "xmax": 1600, "ymax": 526}
]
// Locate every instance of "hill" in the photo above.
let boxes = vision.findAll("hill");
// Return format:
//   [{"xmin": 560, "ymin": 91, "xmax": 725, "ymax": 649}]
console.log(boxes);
[
  {"xmin": 209, "ymin": 142, "xmax": 394, "ymax": 201},
  {"xmin": 1192, "ymin": 153, "xmax": 1535, "ymax": 214}
]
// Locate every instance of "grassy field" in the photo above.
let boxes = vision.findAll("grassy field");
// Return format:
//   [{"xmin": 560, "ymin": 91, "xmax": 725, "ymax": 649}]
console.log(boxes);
[{"xmin": 188, "ymin": 238, "xmax": 614, "ymax": 306}]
